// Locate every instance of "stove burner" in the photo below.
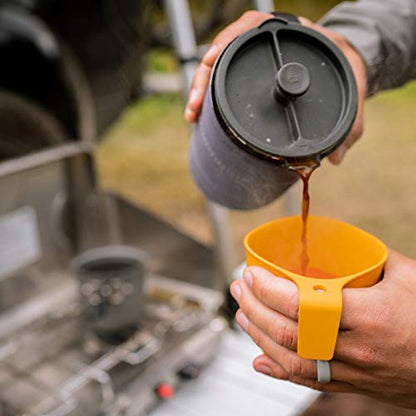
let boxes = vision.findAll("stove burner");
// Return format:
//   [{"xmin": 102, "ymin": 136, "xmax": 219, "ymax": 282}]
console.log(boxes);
[{"xmin": 0, "ymin": 275, "xmax": 225, "ymax": 416}]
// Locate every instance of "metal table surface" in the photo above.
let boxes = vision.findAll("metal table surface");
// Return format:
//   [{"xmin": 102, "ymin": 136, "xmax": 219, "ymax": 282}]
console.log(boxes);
[{"xmin": 151, "ymin": 328, "xmax": 320, "ymax": 416}]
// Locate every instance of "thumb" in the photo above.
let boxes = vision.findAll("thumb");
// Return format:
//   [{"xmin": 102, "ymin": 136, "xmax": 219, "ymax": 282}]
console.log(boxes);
[
  {"xmin": 382, "ymin": 248, "xmax": 416, "ymax": 283},
  {"xmin": 340, "ymin": 249, "xmax": 393, "ymax": 327}
]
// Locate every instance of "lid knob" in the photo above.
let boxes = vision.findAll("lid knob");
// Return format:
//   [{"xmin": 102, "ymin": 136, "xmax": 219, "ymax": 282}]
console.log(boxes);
[{"xmin": 273, "ymin": 62, "xmax": 311, "ymax": 102}]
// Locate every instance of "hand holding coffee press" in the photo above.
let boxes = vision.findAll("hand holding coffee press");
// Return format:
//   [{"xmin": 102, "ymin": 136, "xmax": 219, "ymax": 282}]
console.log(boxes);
[
  {"xmin": 188, "ymin": 14, "xmax": 359, "ymax": 210},
  {"xmin": 185, "ymin": 11, "xmax": 366, "ymax": 167}
]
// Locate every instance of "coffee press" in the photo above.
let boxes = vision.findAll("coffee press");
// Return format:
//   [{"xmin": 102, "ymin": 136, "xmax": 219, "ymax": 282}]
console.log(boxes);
[{"xmin": 190, "ymin": 14, "xmax": 358, "ymax": 209}]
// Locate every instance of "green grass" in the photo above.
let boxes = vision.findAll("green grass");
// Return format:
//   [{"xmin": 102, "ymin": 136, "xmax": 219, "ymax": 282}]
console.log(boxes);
[
  {"xmin": 97, "ymin": 94, "xmax": 212, "ymax": 243},
  {"xmin": 145, "ymin": 49, "xmax": 178, "ymax": 73},
  {"xmin": 97, "ymin": 81, "xmax": 416, "ymax": 261}
]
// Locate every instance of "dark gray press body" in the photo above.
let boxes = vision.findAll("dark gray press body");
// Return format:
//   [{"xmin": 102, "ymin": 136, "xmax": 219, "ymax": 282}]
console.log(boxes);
[{"xmin": 189, "ymin": 16, "xmax": 358, "ymax": 210}]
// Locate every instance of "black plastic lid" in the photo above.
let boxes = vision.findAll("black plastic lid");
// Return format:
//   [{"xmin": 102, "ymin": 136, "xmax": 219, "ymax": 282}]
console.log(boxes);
[{"xmin": 212, "ymin": 17, "xmax": 358, "ymax": 163}]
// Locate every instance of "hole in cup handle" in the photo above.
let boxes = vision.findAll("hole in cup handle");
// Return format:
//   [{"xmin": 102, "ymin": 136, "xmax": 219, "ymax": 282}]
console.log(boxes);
[{"xmin": 296, "ymin": 279, "xmax": 345, "ymax": 360}]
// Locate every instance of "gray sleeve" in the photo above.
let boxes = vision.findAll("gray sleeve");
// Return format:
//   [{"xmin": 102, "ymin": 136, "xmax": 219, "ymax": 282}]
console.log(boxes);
[{"xmin": 319, "ymin": 0, "xmax": 416, "ymax": 96}]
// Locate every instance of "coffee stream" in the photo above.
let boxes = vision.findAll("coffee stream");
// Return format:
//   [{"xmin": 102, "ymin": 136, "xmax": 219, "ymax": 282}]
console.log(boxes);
[{"xmin": 289, "ymin": 161, "xmax": 320, "ymax": 276}]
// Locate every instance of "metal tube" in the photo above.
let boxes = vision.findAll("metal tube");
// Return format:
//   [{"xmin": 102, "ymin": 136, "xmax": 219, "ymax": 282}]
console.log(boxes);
[
  {"xmin": 165, "ymin": 0, "xmax": 294, "ymax": 290},
  {"xmin": 163, "ymin": 0, "xmax": 199, "ymax": 95},
  {"xmin": 0, "ymin": 143, "xmax": 92, "ymax": 178},
  {"xmin": 164, "ymin": 0, "xmax": 236, "ymax": 290},
  {"xmin": 253, "ymin": 0, "xmax": 274, "ymax": 13}
]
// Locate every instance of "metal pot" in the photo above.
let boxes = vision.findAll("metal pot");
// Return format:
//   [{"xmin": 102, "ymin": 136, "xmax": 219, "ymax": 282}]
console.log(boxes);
[{"xmin": 71, "ymin": 245, "xmax": 147, "ymax": 341}]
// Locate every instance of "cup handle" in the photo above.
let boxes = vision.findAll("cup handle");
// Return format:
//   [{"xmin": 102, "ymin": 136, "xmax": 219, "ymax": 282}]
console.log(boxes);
[{"xmin": 295, "ymin": 279, "xmax": 345, "ymax": 360}]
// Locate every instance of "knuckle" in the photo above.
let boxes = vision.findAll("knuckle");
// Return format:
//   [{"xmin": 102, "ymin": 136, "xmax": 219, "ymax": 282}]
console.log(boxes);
[
  {"xmin": 257, "ymin": 279, "xmax": 271, "ymax": 304},
  {"xmin": 242, "ymin": 10, "xmax": 258, "ymax": 19},
  {"xmin": 276, "ymin": 321, "xmax": 296, "ymax": 350},
  {"xmin": 334, "ymin": 33, "xmax": 347, "ymax": 46},
  {"xmin": 329, "ymin": 31, "xmax": 348, "ymax": 49},
  {"xmin": 210, "ymin": 35, "xmax": 223, "ymax": 49},
  {"xmin": 351, "ymin": 120, "xmax": 364, "ymax": 140},
  {"xmin": 210, "ymin": 39, "xmax": 221, "ymax": 50},
  {"xmin": 250, "ymin": 328, "xmax": 262, "ymax": 349},
  {"xmin": 274, "ymin": 366, "xmax": 289, "ymax": 380},
  {"xmin": 288, "ymin": 289, "xmax": 299, "ymax": 320},
  {"xmin": 287, "ymin": 356, "xmax": 304, "ymax": 378}
]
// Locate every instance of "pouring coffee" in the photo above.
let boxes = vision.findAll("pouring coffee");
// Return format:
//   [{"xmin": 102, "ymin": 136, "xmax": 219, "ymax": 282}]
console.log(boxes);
[
  {"xmin": 189, "ymin": 14, "xmax": 363, "ymax": 361},
  {"xmin": 190, "ymin": 13, "xmax": 358, "ymax": 277},
  {"xmin": 189, "ymin": 14, "xmax": 358, "ymax": 210}
]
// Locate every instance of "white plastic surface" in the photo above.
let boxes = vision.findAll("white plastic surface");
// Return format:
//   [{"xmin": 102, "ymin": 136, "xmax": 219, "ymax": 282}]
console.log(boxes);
[{"xmin": 151, "ymin": 328, "xmax": 320, "ymax": 416}]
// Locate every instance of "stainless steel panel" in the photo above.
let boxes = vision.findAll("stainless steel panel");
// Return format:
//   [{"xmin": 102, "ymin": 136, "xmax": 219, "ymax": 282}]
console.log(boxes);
[{"xmin": 114, "ymin": 195, "xmax": 215, "ymax": 289}]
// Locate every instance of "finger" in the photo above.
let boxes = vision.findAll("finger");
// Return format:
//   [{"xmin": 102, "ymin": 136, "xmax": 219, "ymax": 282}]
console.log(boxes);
[
  {"xmin": 185, "ymin": 62, "xmax": 211, "ymax": 121},
  {"xmin": 236, "ymin": 311, "xmax": 369, "ymax": 385},
  {"xmin": 382, "ymin": 248, "xmax": 416, "ymax": 282},
  {"xmin": 232, "ymin": 280, "xmax": 298, "ymax": 351},
  {"xmin": 231, "ymin": 280, "xmax": 367, "ymax": 362},
  {"xmin": 296, "ymin": 18, "xmax": 367, "ymax": 165},
  {"xmin": 185, "ymin": 11, "xmax": 273, "ymax": 122},
  {"xmin": 184, "ymin": 107, "xmax": 198, "ymax": 123},
  {"xmin": 328, "ymin": 144, "xmax": 348, "ymax": 165},
  {"xmin": 206, "ymin": 11, "xmax": 273, "ymax": 66},
  {"xmin": 244, "ymin": 266, "xmax": 361, "ymax": 329},
  {"xmin": 328, "ymin": 108, "xmax": 363, "ymax": 165},
  {"xmin": 234, "ymin": 276, "xmax": 392, "ymax": 371},
  {"xmin": 253, "ymin": 354, "xmax": 358, "ymax": 393},
  {"xmin": 328, "ymin": 41, "xmax": 366, "ymax": 165},
  {"xmin": 243, "ymin": 266, "xmax": 299, "ymax": 320}
]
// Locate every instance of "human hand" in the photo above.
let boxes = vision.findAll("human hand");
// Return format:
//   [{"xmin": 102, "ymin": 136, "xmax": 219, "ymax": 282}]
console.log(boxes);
[
  {"xmin": 230, "ymin": 250, "xmax": 416, "ymax": 409},
  {"xmin": 184, "ymin": 11, "xmax": 273, "ymax": 122},
  {"xmin": 184, "ymin": 10, "xmax": 367, "ymax": 165},
  {"xmin": 299, "ymin": 18, "xmax": 367, "ymax": 164}
]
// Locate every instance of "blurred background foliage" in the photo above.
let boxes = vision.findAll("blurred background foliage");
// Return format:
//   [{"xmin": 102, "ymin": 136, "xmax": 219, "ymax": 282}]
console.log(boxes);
[{"xmin": 97, "ymin": 0, "xmax": 416, "ymax": 263}]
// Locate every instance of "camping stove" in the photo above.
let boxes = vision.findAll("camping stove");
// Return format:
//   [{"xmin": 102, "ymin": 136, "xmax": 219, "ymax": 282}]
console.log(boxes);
[
  {"xmin": 0, "ymin": 273, "xmax": 225, "ymax": 416},
  {"xmin": 0, "ymin": 145, "xmax": 226, "ymax": 416}
]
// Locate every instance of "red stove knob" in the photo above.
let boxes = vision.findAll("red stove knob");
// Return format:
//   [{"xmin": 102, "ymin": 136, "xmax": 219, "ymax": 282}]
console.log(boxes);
[{"xmin": 156, "ymin": 383, "xmax": 175, "ymax": 399}]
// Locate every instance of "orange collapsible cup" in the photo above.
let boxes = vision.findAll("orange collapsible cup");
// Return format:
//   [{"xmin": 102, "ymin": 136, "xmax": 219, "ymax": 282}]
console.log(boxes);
[{"xmin": 244, "ymin": 216, "xmax": 388, "ymax": 360}]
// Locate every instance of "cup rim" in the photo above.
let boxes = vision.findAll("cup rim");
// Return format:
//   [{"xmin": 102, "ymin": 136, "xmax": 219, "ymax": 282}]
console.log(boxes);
[
  {"xmin": 244, "ymin": 215, "xmax": 388, "ymax": 284},
  {"xmin": 70, "ymin": 245, "xmax": 148, "ymax": 273}
]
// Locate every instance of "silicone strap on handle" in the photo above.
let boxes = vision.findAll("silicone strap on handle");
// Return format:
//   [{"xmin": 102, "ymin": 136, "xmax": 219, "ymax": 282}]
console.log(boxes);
[
  {"xmin": 271, "ymin": 12, "xmax": 301, "ymax": 24},
  {"xmin": 296, "ymin": 278, "xmax": 344, "ymax": 360}
]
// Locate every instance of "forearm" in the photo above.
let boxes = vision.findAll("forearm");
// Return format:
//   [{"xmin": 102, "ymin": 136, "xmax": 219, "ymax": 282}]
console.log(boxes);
[{"xmin": 320, "ymin": 0, "xmax": 416, "ymax": 96}]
